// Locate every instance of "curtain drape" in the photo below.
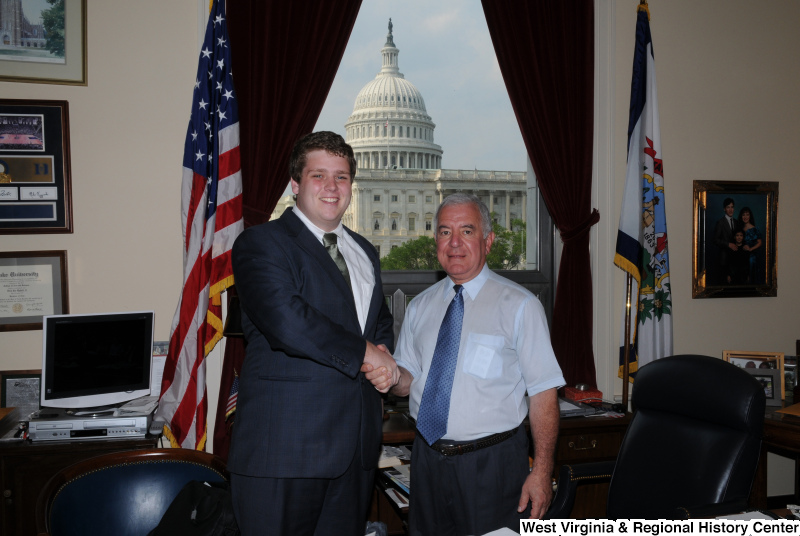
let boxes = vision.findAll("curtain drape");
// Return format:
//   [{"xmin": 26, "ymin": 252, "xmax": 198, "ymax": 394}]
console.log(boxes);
[
  {"xmin": 213, "ymin": 0, "xmax": 362, "ymax": 458},
  {"xmin": 481, "ymin": 0, "xmax": 598, "ymax": 388}
]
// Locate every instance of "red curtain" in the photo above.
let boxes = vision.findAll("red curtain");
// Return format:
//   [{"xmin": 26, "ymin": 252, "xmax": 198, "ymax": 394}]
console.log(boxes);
[
  {"xmin": 213, "ymin": 0, "xmax": 362, "ymax": 458},
  {"xmin": 481, "ymin": 0, "xmax": 599, "ymax": 388}
]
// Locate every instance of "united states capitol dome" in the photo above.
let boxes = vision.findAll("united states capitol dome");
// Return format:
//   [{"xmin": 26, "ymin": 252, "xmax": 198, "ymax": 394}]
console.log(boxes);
[{"xmin": 345, "ymin": 19, "xmax": 443, "ymax": 170}]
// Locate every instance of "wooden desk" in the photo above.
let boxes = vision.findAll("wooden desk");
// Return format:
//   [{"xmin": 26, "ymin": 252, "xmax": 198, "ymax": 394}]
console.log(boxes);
[
  {"xmin": 372, "ymin": 410, "xmax": 631, "ymax": 529},
  {"xmin": 751, "ymin": 409, "xmax": 800, "ymax": 509}
]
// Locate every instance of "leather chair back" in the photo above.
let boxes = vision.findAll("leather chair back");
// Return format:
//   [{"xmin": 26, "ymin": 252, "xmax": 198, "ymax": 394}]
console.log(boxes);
[
  {"xmin": 607, "ymin": 355, "xmax": 766, "ymax": 519},
  {"xmin": 36, "ymin": 448, "xmax": 228, "ymax": 536}
]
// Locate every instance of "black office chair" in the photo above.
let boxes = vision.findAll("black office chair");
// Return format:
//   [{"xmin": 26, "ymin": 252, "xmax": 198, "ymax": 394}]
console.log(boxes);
[
  {"xmin": 36, "ymin": 448, "xmax": 229, "ymax": 536},
  {"xmin": 546, "ymin": 354, "xmax": 766, "ymax": 519}
]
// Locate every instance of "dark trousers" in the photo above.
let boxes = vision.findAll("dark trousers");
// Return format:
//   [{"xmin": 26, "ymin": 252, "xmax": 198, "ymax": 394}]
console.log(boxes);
[
  {"xmin": 230, "ymin": 448, "xmax": 374, "ymax": 536},
  {"xmin": 409, "ymin": 424, "xmax": 531, "ymax": 536}
]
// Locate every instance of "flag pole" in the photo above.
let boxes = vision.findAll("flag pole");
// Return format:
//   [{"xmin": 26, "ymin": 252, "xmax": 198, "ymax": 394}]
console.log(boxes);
[{"xmin": 622, "ymin": 273, "xmax": 633, "ymax": 408}]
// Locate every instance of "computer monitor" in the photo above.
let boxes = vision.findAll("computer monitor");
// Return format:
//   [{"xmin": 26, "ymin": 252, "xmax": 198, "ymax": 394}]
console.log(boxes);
[{"xmin": 41, "ymin": 311, "xmax": 154, "ymax": 410}]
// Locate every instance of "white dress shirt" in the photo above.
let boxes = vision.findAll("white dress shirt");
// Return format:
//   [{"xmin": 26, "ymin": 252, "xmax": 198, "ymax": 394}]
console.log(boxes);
[
  {"xmin": 292, "ymin": 207, "xmax": 374, "ymax": 332},
  {"xmin": 394, "ymin": 264, "xmax": 565, "ymax": 441}
]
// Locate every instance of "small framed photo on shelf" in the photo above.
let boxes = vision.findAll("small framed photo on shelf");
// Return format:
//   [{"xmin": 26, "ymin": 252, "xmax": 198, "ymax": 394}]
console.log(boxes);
[
  {"xmin": 743, "ymin": 368, "xmax": 782, "ymax": 407},
  {"xmin": 723, "ymin": 350, "xmax": 785, "ymax": 400},
  {"xmin": 692, "ymin": 180, "xmax": 778, "ymax": 299},
  {"xmin": 0, "ymin": 370, "xmax": 41, "ymax": 419},
  {"xmin": 0, "ymin": 250, "xmax": 69, "ymax": 332},
  {"xmin": 0, "ymin": 99, "xmax": 73, "ymax": 234}
]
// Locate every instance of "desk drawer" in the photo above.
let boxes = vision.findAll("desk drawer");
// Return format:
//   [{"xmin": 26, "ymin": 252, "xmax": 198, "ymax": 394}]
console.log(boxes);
[{"xmin": 557, "ymin": 432, "xmax": 622, "ymax": 462}]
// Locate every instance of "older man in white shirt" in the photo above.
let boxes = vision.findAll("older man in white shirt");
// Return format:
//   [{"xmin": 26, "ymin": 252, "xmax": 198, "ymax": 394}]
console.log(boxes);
[{"xmin": 365, "ymin": 192, "xmax": 564, "ymax": 536}]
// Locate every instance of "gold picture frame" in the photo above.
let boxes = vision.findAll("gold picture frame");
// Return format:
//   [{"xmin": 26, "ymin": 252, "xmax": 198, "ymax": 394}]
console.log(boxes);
[
  {"xmin": 0, "ymin": 0, "xmax": 87, "ymax": 86},
  {"xmin": 692, "ymin": 180, "xmax": 778, "ymax": 299},
  {"xmin": 723, "ymin": 350, "xmax": 785, "ymax": 400}
]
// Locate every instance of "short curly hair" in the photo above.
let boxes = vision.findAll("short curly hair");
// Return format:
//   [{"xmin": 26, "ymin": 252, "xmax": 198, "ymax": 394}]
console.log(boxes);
[{"xmin": 289, "ymin": 131, "xmax": 357, "ymax": 182}]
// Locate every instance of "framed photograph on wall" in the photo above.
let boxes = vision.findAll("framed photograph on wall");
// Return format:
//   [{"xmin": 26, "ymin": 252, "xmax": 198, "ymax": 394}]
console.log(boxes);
[
  {"xmin": 693, "ymin": 180, "xmax": 778, "ymax": 299},
  {"xmin": 723, "ymin": 350, "xmax": 785, "ymax": 400},
  {"xmin": 0, "ymin": 0, "xmax": 87, "ymax": 85},
  {"xmin": 0, "ymin": 99, "xmax": 72, "ymax": 234},
  {"xmin": 0, "ymin": 250, "xmax": 69, "ymax": 332}
]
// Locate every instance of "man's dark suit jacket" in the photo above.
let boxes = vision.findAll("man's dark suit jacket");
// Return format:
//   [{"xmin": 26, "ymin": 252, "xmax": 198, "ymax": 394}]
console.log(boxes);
[
  {"xmin": 228, "ymin": 207, "xmax": 394, "ymax": 479},
  {"xmin": 714, "ymin": 215, "xmax": 741, "ymax": 283}
]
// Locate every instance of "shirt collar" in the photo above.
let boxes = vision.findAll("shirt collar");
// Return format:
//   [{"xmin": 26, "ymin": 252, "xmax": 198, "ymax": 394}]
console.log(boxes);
[
  {"xmin": 443, "ymin": 263, "xmax": 490, "ymax": 302},
  {"xmin": 292, "ymin": 206, "xmax": 344, "ymax": 243}
]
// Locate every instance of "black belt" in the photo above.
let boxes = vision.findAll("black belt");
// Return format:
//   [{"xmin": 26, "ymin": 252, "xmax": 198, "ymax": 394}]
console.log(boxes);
[{"xmin": 425, "ymin": 427, "xmax": 518, "ymax": 456}]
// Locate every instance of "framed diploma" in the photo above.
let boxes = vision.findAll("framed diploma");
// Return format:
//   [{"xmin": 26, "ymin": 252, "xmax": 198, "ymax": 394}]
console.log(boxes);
[
  {"xmin": 0, "ymin": 99, "xmax": 73, "ymax": 234},
  {"xmin": 0, "ymin": 250, "xmax": 68, "ymax": 332}
]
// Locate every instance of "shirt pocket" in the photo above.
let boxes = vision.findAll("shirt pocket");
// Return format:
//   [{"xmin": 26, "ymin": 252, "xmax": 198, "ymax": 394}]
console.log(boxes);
[{"xmin": 462, "ymin": 333, "xmax": 505, "ymax": 380}]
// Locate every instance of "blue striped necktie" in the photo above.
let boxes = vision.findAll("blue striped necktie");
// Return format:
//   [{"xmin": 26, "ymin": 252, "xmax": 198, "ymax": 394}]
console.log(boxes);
[{"xmin": 416, "ymin": 284, "xmax": 464, "ymax": 445}]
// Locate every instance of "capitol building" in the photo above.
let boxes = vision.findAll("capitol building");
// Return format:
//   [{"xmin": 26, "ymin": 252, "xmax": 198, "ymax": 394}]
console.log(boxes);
[{"xmin": 273, "ymin": 20, "xmax": 529, "ymax": 258}]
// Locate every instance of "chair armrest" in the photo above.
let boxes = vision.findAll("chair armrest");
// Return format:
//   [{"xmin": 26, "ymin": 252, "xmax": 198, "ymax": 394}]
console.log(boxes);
[
  {"xmin": 673, "ymin": 500, "xmax": 752, "ymax": 519},
  {"xmin": 544, "ymin": 460, "xmax": 616, "ymax": 519}
]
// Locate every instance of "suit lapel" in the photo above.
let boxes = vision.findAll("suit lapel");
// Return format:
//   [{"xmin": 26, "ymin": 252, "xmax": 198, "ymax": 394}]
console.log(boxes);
[{"xmin": 282, "ymin": 209, "xmax": 358, "ymax": 319}]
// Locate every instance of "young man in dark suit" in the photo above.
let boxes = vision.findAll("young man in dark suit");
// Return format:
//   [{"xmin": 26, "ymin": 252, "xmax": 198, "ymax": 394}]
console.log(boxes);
[{"xmin": 228, "ymin": 131, "xmax": 397, "ymax": 536}]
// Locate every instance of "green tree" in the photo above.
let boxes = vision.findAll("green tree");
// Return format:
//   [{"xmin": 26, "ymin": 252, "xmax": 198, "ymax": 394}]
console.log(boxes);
[
  {"xmin": 379, "ymin": 236, "xmax": 438, "ymax": 270},
  {"xmin": 42, "ymin": 0, "xmax": 66, "ymax": 58},
  {"xmin": 486, "ymin": 216, "xmax": 526, "ymax": 270}
]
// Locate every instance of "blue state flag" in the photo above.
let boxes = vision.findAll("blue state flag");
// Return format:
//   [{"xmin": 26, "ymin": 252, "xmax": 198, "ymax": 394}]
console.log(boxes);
[{"xmin": 615, "ymin": 6, "xmax": 673, "ymax": 380}]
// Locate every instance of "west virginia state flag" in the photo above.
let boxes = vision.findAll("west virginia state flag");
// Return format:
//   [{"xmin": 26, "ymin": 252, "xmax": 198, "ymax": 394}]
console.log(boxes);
[{"xmin": 615, "ymin": 5, "xmax": 673, "ymax": 380}]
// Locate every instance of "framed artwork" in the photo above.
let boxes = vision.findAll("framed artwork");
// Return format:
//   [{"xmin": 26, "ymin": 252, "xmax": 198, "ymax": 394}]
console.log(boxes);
[
  {"xmin": 0, "ymin": 0, "xmax": 87, "ymax": 85},
  {"xmin": 0, "ymin": 250, "xmax": 69, "ymax": 332},
  {"xmin": 0, "ymin": 99, "xmax": 73, "ymax": 234},
  {"xmin": 693, "ymin": 180, "xmax": 778, "ymax": 299},
  {"xmin": 0, "ymin": 370, "xmax": 41, "ymax": 417},
  {"xmin": 723, "ymin": 350, "xmax": 785, "ymax": 400}
]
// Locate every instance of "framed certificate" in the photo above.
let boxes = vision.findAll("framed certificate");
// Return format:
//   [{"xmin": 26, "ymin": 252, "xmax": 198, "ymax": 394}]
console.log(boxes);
[{"xmin": 0, "ymin": 250, "xmax": 69, "ymax": 331}]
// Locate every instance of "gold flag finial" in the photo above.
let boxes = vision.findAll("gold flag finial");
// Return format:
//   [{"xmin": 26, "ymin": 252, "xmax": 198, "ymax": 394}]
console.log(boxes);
[{"xmin": 638, "ymin": 0, "xmax": 651, "ymax": 21}]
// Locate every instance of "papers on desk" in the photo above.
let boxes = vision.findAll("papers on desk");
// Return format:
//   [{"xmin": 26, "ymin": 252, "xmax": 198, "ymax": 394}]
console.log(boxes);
[
  {"xmin": 383, "ymin": 465, "xmax": 410, "ymax": 494},
  {"xmin": 378, "ymin": 444, "xmax": 411, "ymax": 468}
]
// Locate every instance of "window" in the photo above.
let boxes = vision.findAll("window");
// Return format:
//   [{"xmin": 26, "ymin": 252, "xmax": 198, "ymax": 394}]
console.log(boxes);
[
  {"xmin": 409, "ymin": 217, "xmax": 415, "ymax": 231},
  {"xmin": 391, "ymin": 195, "xmax": 398, "ymax": 202},
  {"xmin": 375, "ymin": 244, "xmax": 380, "ymax": 256},
  {"xmin": 425, "ymin": 220, "xmax": 432, "ymax": 231},
  {"xmin": 409, "ymin": 195, "xmax": 416, "ymax": 203},
  {"xmin": 374, "ymin": 194, "xmax": 381, "ymax": 202},
  {"xmin": 374, "ymin": 220, "xmax": 380, "ymax": 230},
  {"xmin": 391, "ymin": 219, "xmax": 397, "ymax": 230},
  {"xmin": 425, "ymin": 195, "xmax": 432, "ymax": 203}
]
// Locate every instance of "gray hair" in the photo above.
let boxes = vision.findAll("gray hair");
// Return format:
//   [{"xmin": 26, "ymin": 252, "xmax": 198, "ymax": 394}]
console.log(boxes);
[{"xmin": 434, "ymin": 193, "xmax": 493, "ymax": 239}]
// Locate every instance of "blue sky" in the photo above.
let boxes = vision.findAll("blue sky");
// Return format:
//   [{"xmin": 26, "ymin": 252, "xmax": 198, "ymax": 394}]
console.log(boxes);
[{"xmin": 312, "ymin": 0, "xmax": 527, "ymax": 173}]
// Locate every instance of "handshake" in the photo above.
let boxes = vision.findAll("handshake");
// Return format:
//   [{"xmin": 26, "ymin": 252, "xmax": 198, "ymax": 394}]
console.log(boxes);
[{"xmin": 361, "ymin": 342, "xmax": 399, "ymax": 394}]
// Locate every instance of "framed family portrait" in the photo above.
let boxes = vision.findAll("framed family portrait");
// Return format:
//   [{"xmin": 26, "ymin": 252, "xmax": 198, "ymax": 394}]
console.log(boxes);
[
  {"xmin": 0, "ymin": 250, "xmax": 69, "ymax": 332},
  {"xmin": 692, "ymin": 180, "xmax": 778, "ymax": 299},
  {"xmin": 0, "ymin": 99, "xmax": 73, "ymax": 234},
  {"xmin": 723, "ymin": 350, "xmax": 785, "ymax": 402},
  {"xmin": 0, "ymin": 0, "xmax": 87, "ymax": 85}
]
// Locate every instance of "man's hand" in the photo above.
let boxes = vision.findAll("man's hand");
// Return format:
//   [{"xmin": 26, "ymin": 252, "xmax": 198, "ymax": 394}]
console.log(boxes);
[
  {"xmin": 361, "ymin": 342, "xmax": 398, "ymax": 393},
  {"xmin": 518, "ymin": 466, "xmax": 553, "ymax": 519},
  {"xmin": 728, "ymin": 242, "xmax": 738, "ymax": 251},
  {"xmin": 519, "ymin": 387, "xmax": 559, "ymax": 519}
]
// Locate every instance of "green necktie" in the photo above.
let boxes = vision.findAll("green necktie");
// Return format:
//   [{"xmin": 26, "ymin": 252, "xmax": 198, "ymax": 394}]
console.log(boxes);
[{"xmin": 323, "ymin": 233, "xmax": 351, "ymax": 289}]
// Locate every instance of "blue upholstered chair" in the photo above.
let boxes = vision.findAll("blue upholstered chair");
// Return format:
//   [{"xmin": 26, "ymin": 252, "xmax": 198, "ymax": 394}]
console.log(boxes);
[{"xmin": 35, "ymin": 448, "xmax": 228, "ymax": 536}]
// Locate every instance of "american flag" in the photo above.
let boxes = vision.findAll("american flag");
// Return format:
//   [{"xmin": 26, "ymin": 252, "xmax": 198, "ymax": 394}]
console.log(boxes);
[
  {"xmin": 225, "ymin": 374, "xmax": 239, "ymax": 419},
  {"xmin": 155, "ymin": 0, "xmax": 243, "ymax": 450}
]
